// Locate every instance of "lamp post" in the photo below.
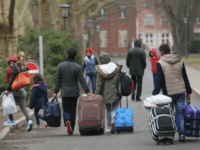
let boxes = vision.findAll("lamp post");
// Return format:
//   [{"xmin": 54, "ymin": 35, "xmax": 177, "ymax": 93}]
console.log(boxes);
[
  {"xmin": 86, "ymin": 20, "xmax": 93, "ymax": 48},
  {"xmin": 96, "ymin": 26, "xmax": 101, "ymax": 58},
  {"xmin": 60, "ymin": 4, "xmax": 70, "ymax": 31},
  {"xmin": 184, "ymin": 17, "xmax": 188, "ymax": 61},
  {"xmin": 106, "ymin": 32, "xmax": 109, "ymax": 52}
]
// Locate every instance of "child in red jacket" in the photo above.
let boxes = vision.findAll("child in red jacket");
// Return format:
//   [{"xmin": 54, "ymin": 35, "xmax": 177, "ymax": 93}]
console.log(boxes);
[
  {"xmin": 5, "ymin": 56, "xmax": 17, "ymax": 85},
  {"xmin": 149, "ymin": 48, "xmax": 160, "ymax": 88}
]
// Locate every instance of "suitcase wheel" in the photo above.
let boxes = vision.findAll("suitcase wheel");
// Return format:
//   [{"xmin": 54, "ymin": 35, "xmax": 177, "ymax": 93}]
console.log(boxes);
[
  {"xmin": 156, "ymin": 141, "xmax": 160, "ymax": 145},
  {"xmin": 163, "ymin": 141, "xmax": 166, "ymax": 145},
  {"xmin": 170, "ymin": 140, "xmax": 174, "ymax": 144}
]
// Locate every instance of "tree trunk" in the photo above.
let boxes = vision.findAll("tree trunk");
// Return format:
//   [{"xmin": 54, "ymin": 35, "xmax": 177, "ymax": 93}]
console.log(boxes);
[{"xmin": 0, "ymin": 0, "xmax": 18, "ymax": 58}]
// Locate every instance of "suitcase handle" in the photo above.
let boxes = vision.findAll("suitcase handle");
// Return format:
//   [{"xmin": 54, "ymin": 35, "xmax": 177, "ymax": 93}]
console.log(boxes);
[
  {"xmin": 51, "ymin": 97, "xmax": 58, "ymax": 103},
  {"xmin": 186, "ymin": 100, "xmax": 190, "ymax": 105},
  {"xmin": 120, "ymin": 96, "xmax": 128, "ymax": 108}
]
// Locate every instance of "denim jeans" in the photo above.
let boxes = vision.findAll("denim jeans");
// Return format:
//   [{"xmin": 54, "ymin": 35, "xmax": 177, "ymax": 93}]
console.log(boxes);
[
  {"xmin": 170, "ymin": 93, "xmax": 185, "ymax": 136},
  {"xmin": 34, "ymin": 109, "xmax": 45, "ymax": 125},
  {"xmin": 85, "ymin": 73, "xmax": 97, "ymax": 94},
  {"xmin": 105, "ymin": 98, "xmax": 121, "ymax": 127},
  {"xmin": 62, "ymin": 97, "xmax": 78, "ymax": 131}
]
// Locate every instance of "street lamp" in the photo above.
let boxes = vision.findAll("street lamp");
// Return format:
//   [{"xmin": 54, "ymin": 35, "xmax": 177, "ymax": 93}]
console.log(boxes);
[
  {"xmin": 96, "ymin": 26, "xmax": 101, "ymax": 57},
  {"xmin": 86, "ymin": 20, "xmax": 93, "ymax": 48},
  {"xmin": 106, "ymin": 32, "xmax": 109, "ymax": 52},
  {"xmin": 60, "ymin": 4, "xmax": 70, "ymax": 31},
  {"xmin": 183, "ymin": 17, "xmax": 188, "ymax": 61}
]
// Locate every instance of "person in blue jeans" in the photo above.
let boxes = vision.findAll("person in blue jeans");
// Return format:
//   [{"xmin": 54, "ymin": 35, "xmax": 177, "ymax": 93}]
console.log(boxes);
[
  {"xmin": 82, "ymin": 48, "xmax": 99, "ymax": 94},
  {"xmin": 152, "ymin": 44, "xmax": 192, "ymax": 142},
  {"xmin": 29, "ymin": 73, "xmax": 48, "ymax": 129}
]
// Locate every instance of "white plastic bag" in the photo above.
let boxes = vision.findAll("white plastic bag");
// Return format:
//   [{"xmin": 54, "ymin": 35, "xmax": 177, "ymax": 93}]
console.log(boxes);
[
  {"xmin": 2, "ymin": 93, "xmax": 17, "ymax": 116},
  {"xmin": 151, "ymin": 94, "xmax": 172, "ymax": 105}
]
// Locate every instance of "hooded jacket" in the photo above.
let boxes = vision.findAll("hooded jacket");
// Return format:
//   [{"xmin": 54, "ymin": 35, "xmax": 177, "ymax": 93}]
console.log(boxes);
[
  {"xmin": 94, "ymin": 62, "xmax": 122, "ymax": 104},
  {"xmin": 149, "ymin": 48, "xmax": 160, "ymax": 74},
  {"xmin": 5, "ymin": 56, "xmax": 17, "ymax": 83},
  {"xmin": 29, "ymin": 82, "xmax": 48, "ymax": 109},
  {"xmin": 152, "ymin": 53, "xmax": 192, "ymax": 96}
]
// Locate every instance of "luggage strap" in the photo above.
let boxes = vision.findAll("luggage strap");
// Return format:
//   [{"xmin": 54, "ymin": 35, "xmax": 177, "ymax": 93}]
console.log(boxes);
[
  {"xmin": 51, "ymin": 97, "xmax": 58, "ymax": 103},
  {"xmin": 116, "ymin": 72, "xmax": 124, "ymax": 96}
]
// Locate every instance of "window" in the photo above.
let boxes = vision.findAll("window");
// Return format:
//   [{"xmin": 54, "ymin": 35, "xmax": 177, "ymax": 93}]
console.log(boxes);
[
  {"xmin": 195, "ymin": 14, "xmax": 200, "ymax": 24},
  {"xmin": 146, "ymin": 34, "xmax": 153, "ymax": 45},
  {"xmin": 162, "ymin": 33, "xmax": 169, "ymax": 45},
  {"xmin": 145, "ymin": 14, "xmax": 154, "ymax": 26},
  {"xmin": 161, "ymin": 15, "xmax": 169, "ymax": 26},
  {"xmin": 99, "ymin": 31, "xmax": 108, "ymax": 48},
  {"xmin": 145, "ymin": 0, "xmax": 153, "ymax": 7},
  {"xmin": 118, "ymin": 30, "xmax": 128, "ymax": 47},
  {"xmin": 99, "ymin": 7, "xmax": 107, "ymax": 19},
  {"xmin": 119, "ymin": 5, "xmax": 127, "ymax": 19}
]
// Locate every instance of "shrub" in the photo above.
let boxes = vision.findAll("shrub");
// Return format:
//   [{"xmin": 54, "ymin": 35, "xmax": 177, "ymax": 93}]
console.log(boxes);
[{"xmin": 0, "ymin": 56, "xmax": 8, "ymax": 94}]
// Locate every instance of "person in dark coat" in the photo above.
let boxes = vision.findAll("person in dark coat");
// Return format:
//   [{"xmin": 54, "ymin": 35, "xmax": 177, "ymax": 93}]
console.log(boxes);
[
  {"xmin": 126, "ymin": 39, "xmax": 146, "ymax": 101},
  {"xmin": 29, "ymin": 73, "xmax": 48, "ymax": 129},
  {"xmin": 53, "ymin": 48, "xmax": 92, "ymax": 135}
]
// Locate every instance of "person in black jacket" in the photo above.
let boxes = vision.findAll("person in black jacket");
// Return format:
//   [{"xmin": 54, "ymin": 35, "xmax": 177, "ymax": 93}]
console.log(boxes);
[
  {"xmin": 4, "ymin": 52, "xmax": 33, "ymax": 131},
  {"xmin": 53, "ymin": 48, "xmax": 92, "ymax": 135},
  {"xmin": 126, "ymin": 39, "xmax": 146, "ymax": 101}
]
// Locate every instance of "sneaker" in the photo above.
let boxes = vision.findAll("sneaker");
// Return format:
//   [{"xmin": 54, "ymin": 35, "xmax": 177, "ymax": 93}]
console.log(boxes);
[
  {"xmin": 106, "ymin": 127, "xmax": 111, "ymax": 133},
  {"xmin": 111, "ymin": 123, "xmax": 115, "ymax": 134},
  {"xmin": 34, "ymin": 124, "xmax": 42, "ymax": 129},
  {"xmin": 27, "ymin": 120, "xmax": 33, "ymax": 131},
  {"xmin": 66, "ymin": 121, "xmax": 73, "ymax": 135},
  {"xmin": 179, "ymin": 135, "xmax": 185, "ymax": 142},
  {"xmin": 4, "ymin": 120, "xmax": 15, "ymax": 126}
]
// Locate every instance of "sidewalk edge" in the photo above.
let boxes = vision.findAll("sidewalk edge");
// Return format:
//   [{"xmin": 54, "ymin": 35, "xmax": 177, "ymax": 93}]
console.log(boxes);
[
  {"xmin": 191, "ymin": 86, "xmax": 200, "ymax": 97},
  {"xmin": 0, "ymin": 94, "xmax": 61, "ymax": 140}
]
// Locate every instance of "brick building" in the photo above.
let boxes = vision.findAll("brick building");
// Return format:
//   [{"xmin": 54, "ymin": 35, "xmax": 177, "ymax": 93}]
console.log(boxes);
[{"xmin": 93, "ymin": 1, "xmax": 137, "ymax": 56}]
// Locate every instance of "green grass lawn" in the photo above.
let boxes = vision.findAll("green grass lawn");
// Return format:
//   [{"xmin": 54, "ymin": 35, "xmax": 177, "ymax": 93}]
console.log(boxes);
[{"xmin": 182, "ymin": 57, "xmax": 200, "ymax": 69}]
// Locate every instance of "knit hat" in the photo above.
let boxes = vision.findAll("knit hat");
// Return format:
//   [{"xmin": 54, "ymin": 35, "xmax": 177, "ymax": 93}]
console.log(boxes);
[
  {"xmin": 85, "ymin": 48, "xmax": 94, "ymax": 54},
  {"xmin": 99, "ymin": 52, "xmax": 110, "ymax": 64},
  {"xmin": 8, "ymin": 56, "xmax": 17, "ymax": 65}
]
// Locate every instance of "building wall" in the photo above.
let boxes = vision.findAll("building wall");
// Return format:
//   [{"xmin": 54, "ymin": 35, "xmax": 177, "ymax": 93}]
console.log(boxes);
[{"xmin": 94, "ymin": 2, "xmax": 137, "ymax": 56}]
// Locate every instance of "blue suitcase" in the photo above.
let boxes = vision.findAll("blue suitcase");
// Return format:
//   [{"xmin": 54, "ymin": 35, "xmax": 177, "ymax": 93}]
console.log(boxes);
[
  {"xmin": 183, "ymin": 101, "xmax": 200, "ymax": 137},
  {"xmin": 115, "ymin": 97, "xmax": 134, "ymax": 134}
]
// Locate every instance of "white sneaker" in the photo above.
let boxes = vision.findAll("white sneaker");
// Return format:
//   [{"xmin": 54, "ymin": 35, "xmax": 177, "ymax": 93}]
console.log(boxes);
[{"xmin": 106, "ymin": 127, "xmax": 111, "ymax": 133}]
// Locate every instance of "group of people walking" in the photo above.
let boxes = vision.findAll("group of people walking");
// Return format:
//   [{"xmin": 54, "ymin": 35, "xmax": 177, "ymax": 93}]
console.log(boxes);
[{"xmin": 3, "ymin": 39, "xmax": 192, "ymax": 142}]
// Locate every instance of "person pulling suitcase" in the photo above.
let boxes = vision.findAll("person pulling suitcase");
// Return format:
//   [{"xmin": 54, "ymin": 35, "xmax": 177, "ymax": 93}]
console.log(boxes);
[
  {"xmin": 53, "ymin": 48, "xmax": 92, "ymax": 135},
  {"xmin": 95, "ymin": 52, "xmax": 122, "ymax": 133}
]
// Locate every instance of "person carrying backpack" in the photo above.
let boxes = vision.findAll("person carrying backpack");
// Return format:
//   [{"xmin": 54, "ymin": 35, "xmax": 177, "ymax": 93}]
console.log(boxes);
[
  {"xmin": 29, "ymin": 73, "xmax": 48, "ymax": 129},
  {"xmin": 95, "ymin": 52, "xmax": 122, "ymax": 134}
]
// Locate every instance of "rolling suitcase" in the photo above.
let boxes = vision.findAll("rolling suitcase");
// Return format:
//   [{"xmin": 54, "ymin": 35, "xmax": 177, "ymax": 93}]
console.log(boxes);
[
  {"xmin": 43, "ymin": 97, "xmax": 61, "ymax": 127},
  {"xmin": 115, "ymin": 97, "xmax": 134, "ymax": 134},
  {"xmin": 78, "ymin": 95, "xmax": 105, "ymax": 135},
  {"xmin": 149, "ymin": 106, "xmax": 176, "ymax": 145},
  {"xmin": 183, "ymin": 101, "xmax": 200, "ymax": 137}
]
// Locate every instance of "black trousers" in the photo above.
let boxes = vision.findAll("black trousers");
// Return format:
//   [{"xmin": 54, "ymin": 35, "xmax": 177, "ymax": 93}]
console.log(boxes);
[
  {"xmin": 62, "ymin": 97, "xmax": 78, "ymax": 131},
  {"xmin": 131, "ymin": 75, "xmax": 143, "ymax": 99}
]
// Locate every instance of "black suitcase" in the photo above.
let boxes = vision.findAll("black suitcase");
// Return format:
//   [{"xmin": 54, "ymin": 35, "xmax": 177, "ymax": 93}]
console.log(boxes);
[{"xmin": 149, "ymin": 106, "xmax": 176, "ymax": 145}]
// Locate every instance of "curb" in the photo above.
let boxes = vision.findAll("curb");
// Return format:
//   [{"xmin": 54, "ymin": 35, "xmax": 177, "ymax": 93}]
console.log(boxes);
[
  {"xmin": 0, "ymin": 94, "xmax": 60, "ymax": 140},
  {"xmin": 191, "ymin": 86, "xmax": 200, "ymax": 98}
]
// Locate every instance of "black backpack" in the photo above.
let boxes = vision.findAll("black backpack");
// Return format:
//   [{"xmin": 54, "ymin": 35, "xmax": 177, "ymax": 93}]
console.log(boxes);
[{"xmin": 116, "ymin": 72, "xmax": 134, "ymax": 96}]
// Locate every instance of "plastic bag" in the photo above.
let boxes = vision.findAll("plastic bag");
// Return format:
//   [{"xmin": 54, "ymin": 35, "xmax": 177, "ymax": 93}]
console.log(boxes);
[
  {"xmin": 150, "ymin": 94, "xmax": 172, "ymax": 105},
  {"xmin": 2, "ymin": 93, "xmax": 17, "ymax": 116}
]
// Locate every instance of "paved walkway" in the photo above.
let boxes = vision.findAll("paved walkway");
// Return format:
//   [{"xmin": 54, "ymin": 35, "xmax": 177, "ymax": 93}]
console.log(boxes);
[{"xmin": 185, "ymin": 64, "xmax": 200, "ymax": 94}]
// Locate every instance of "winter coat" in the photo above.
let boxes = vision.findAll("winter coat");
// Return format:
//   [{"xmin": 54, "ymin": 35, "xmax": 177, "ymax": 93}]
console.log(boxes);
[
  {"xmin": 94, "ymin": 62, "xmax": 122, "ymax": 104},
  {"xmin": 54, "ymin": 58, "xmax": 90, "ymax": 97},
  {"xmin": 5, "ymin": 56, "xmax": 17, "ymax": 83},
  {"xmin": 82, "ymin": 55, "xmax": 99, "ymax": 74},
  {"xmin": 149, "ymin": 48, "xmax": 160, "ymax": 74},
  {"xmin": 126, "ymin": 46, "xmax": 146, "ymax": 76},
  {"xmin": 29, "ymin": 82, "xmax": 48, "ymax": 109},
  {"xmin": 152, "ymin": 53, "xmax": 192, "ymax": 96}
]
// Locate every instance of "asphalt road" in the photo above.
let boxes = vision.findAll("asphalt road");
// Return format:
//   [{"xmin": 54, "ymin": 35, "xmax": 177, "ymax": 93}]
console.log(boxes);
[{"xmin": 1, "ymin": 57, "xmax": 200, "ymax": 150}]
